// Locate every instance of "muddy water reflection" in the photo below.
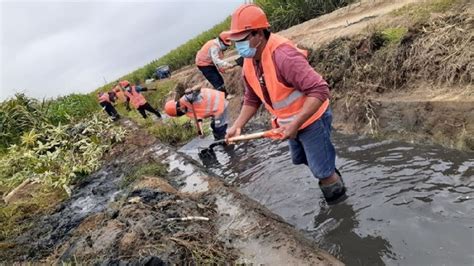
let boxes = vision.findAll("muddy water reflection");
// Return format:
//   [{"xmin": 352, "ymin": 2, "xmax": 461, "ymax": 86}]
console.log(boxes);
[{"xmin": 180, "ymin": 133, "xmax": 474, "ymax": 265}]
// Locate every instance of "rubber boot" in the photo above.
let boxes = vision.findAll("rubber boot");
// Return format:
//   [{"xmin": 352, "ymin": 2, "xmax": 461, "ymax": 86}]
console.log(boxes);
[
  {"xmin": 210, "ymin": 120, "xmax": 227, "ymax": 140},
  {"xmin": 319, "ymin": 168, "xmax": 347, "ymax": 205}
]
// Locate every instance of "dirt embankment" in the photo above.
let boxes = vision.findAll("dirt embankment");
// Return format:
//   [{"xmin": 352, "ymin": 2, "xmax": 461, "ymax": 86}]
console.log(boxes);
[
  {"xmin": 0, "ymin": 120, "xmax": 341, "ymax": 265},
  {"xmin": 169, "ymin": 0, "xmax": 473, "ymax": 151}
]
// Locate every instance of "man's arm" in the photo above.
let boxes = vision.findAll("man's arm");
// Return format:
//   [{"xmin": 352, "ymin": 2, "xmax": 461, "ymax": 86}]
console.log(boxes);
[
  {"xmin": 209, "ymin": 46, "xmax": 234, "ymax": 69},
  {"xmin": 274, "ymin": 44, "xmax": 330, "ymax": 102},
  {"xmin": 225, "ymin": 104, "xmax": 258, "ymax": 141},
  {"xmin": 197, "ymin": 119, "xmax": 204, "ymax": 136}
]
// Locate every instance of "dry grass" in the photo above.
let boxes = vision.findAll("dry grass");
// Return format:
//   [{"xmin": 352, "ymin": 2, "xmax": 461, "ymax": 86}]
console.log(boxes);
[
  {"xmin": 166, "ymin": 231, "xmax": 238, "ymax": 264},
  {"xmin": 403, "ymin": 13, "xmax": 473, "ymax": 85},
  {"xmin": 310, "ymin": 10, "xmax": 473, "ymax": 94}
]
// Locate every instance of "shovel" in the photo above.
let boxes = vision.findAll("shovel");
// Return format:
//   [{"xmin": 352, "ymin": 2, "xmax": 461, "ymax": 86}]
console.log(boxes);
[{"xmin": 198, "ymin": 130, "xmax": 283, "ymax": 161}]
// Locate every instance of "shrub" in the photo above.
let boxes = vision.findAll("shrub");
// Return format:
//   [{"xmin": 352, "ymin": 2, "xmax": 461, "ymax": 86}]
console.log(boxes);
[
  {"xmin": 0, "ymin": 115, "xmax": 126, "ymax": 193},
  {"xmin": 0, "ymin": 94, "xmax": 46, "ymax": 149},
  {"xmin": 149, "ymin": 118, "xmax": 196, "ymax": 146},
  {"xmin": 45, "ymin": 93, "xmax": 99, "ymax": 125}
]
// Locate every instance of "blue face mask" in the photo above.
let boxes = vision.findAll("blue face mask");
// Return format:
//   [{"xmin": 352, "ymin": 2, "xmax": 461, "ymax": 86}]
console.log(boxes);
[{"xmin": 235, "ymin": 40, "xmax": 256, "ymax": 58}]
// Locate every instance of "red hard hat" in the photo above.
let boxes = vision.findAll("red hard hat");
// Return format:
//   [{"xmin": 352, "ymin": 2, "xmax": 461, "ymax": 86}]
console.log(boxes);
[
  {"xmin": 164, "ymin": 100, "xmax": 178, "ymax": 117},
  {"xmin": 219, "ymin": 31, "xmax": 232, "ymax": 46},
  {"xmin": 227, "ymin": 4, "xmax": 270, "ymax": 41}
]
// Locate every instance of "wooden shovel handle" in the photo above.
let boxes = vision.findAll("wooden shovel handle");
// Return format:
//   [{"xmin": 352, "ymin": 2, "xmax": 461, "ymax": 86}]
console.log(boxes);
[
  {"xmin": 228, "ymin": 132, "xmax": 266, "ymax": 142},
  {"xmin": 227, "ymin": 130, "xmax": 283, "ymax": 142}
]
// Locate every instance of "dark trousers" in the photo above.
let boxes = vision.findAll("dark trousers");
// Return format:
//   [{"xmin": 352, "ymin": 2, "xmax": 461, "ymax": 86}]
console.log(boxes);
[
  {"xmin": 198, "ymin": 65, "xmax": 225, "ymax": 90},
  {"xmin": 210, "ymin": 120, "xmax": 227, "ymax": 140},
  {"xmin": 137, "ymin": 102, "xmax": 161, "ymax": 119},
  {"xmin": 100, "ymin": 102, "xmax": 120, "ymax": 121}
]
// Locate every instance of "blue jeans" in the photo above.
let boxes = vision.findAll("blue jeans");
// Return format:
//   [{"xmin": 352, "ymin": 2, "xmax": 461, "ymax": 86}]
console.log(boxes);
[{"xmin": 288, "ymin": 108, "xmax": 336, "ymax": 180}]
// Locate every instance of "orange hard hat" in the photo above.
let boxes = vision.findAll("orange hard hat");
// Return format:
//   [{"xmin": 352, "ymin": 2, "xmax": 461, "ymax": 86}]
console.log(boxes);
[
  {"xmin": 119, "ymin": 80, "xmax": 130, "ymax": 88},
  {"xmin": 219, "ymin": 31, "xmax": 232, "ymax": 46},
  {"xmin": 227, "ymin": 4, "xmax": 270, "ymax": 41},
  {"xmin": 164, "ymin": 100, "xmax": 178, "ymax": 117}
]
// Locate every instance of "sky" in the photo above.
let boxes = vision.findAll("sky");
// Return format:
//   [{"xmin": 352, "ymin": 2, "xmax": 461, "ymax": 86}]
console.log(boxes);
[{"xmin": 0, "ymin": 0, "xmax": 243, "ymax": 101}]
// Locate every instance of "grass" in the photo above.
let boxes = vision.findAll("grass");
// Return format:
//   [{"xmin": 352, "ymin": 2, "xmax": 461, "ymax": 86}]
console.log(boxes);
[
  {"xmin": 149, "ymin": 118, "xmax": 197, "ymax": 146},
  {"xmin": 392, "ymin": 0, "xmax": 461, "ymax": 22},
  {"xmin": 0, "ymin": 114, "xmax": 126, "ymax": 193},
  {"xmin": 45, "ymin": 93, "xmax": 99, "ymax": 125},
  {"xmin": 256, "ymin": 0, "xmax": 353, "ymax": 32},
  {"xmin": 121, "ymin": 162, "xmax": 168, "ymax": 188},
  {"xmin": 0, "ymin": 93, "xmax": 99, "ymax": 150},
  {"xmin": 381, "ymin": 27, "xmax": 408, "ymax": 44},
  {"xmin": 0, "ymin": 94, "xmax": 46, "ymax": 149}
]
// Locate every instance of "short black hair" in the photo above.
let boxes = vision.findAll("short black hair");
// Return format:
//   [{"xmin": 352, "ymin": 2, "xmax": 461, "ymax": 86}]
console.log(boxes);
[
  {"xmin": 251, "ymin": 29, "xmax": 271, "ymax": 39},
  {"xmin": 263, "ymin": 29, "xmax": 271, "ymax": 39}
]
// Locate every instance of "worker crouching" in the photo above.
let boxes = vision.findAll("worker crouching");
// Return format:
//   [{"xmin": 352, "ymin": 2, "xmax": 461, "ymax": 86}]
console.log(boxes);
[
  {"xmin": 98, "ymin": 91, "xmax": 120, "ymax": 121},
  {"xmin": 164, "ymin": 85, "xmax": 228, "ymax": 140}
]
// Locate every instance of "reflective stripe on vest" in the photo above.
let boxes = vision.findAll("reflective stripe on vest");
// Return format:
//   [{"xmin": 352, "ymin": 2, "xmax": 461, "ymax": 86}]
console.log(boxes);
[
  {"xmin": 275, "ymin": 100, "xmax": 330, "ymax": 127},
  {"xmin": 195, "ymin": 39, "xmax": 223, "ymax": 67},
  {"xmin": 124, "ymin": 86, "xmax": 146, "ymax": 109},
  {"xmin": 180, "ymin": 88, "xmax": 225, "ymax": 119},
  {"xmin": 272, "ymin": 90, "xmax": 304, "ymax": 110},
  {"xmin": 243, "ymin": 33, "xmax": 329, "ymax": 130}
]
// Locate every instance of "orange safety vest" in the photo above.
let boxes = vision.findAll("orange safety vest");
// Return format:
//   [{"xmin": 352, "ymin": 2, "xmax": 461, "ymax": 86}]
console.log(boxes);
[
  {"xmin": 243, "ymin": 34, "xmax": 329, "ymax": 130},
  {"xmin": 195, "ymin": 39, "xmax": 223, "ymax": 67},
  {"xmin": 179, "ymin": 88, "xmax": 225, "ymax": 119},
  {"xmin": 113, "ymin": 86, "xmax": 126, "ymax": 103},
  {"xmin": 124, "ymin": 86, "xmax": 147, "ymax": 109},
  {"xmin": 98, "ymin": 92, "xmax": 110, "ymax": 103}
]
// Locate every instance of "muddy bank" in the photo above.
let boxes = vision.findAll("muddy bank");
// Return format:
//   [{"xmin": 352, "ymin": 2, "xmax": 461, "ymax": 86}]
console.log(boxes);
[
  {"xmin": 308, "ymin": 5, "xmax": 473, "ymax": 150},
  {"xmin": 0, "ymin": 120, "xmax": 341, "ymax": 265}
]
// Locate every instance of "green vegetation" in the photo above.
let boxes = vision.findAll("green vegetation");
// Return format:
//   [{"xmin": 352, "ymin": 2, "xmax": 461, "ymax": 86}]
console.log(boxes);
[
  {"xmin": 121, "ymin": 162, "xmax": 167, "ymax": 188},
  {"xmin": 381, "ymin": 27, "xmax": 408, "ymax": 44},
  {"xmin": 149, "ymin": 118, "xmax": 197, "ymax": 146},
  {"xmin": 0, "ymin": 92, "xmax": 125, "ymax": 194},
  {"xmin": 392, "ymin": 0, "xmax": 461, "ymax": 22},
  {"xmin": 0, "ymin": 94, "xmax": 46, "ymax": 149},
  {"xmin": 0, "ymin": 115, "xmax": 126, "ymax": 192},
  {"xmin": 145, "ymin": 80, "xmax": 176, "ymax": 109},
  {"xmin": 45, "ymin": 93, "xmax": 99, "ymax": 125},
  {"xmin": 256, "ymin": 0, "xmax": 353, "ymax": 32},
  {"xmin": 0, "ymin": 93, "xmax": 99, "ymax": 150},
  {"xmin": 0, "ymin": 93, "xmax": 124, "ymax": 242}
]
